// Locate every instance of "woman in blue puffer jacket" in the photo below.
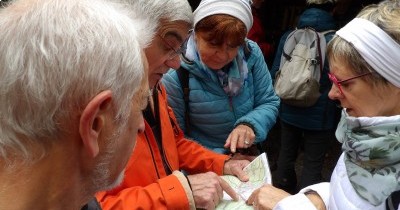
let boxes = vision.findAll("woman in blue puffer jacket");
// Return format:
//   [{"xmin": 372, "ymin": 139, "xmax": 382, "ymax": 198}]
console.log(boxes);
[{"xmin": 162, "ymin": 0, "xmax": 279, "ymax": 154}]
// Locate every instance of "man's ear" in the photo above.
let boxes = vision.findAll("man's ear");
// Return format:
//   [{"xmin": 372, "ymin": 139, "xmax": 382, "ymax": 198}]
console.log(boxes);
[{"xmin": 79, "ymin": 90, "xmax": 112, "ymax": 158}]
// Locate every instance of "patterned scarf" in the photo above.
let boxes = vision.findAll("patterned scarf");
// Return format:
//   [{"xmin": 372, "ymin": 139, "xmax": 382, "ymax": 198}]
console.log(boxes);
[
  {"xmin": 184, "ymin": 32, "xmax": 249, "ymax": 96},
  {"xmin": 336, "ymin": 110, "xmax": 400, "ymax": 206}
]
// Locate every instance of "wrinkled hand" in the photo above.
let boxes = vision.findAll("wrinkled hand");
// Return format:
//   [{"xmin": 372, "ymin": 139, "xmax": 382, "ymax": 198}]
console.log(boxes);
[
  {"xmin": 231, "ymin": 152, "xmax": 257, "ymax": 162},
  {"xmin": 224, "ymin": 124, "xmax": 255, "ymax": 153},
  {"xmin": 246, "ymin": 184, "xmax": 291, "ymax": 210},
  {"xmin": 187, "ymin": 172, "xmax": 238, "ymax": 210},
  {"xmin": 223, "ymin": 159, "xmax": 250, "ymax": 182}
]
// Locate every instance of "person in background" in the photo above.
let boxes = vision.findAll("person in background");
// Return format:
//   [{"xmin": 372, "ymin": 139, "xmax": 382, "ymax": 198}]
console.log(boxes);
[
  {"xmin": 0, "ymin": 0, "xmax": 151, "ymax": 209},
  {"xmin": 248, "ymin": 0, "xmax": 273, "ymax": 60},
  {"xmin": 162, "ymin": 0, "xmax": 280, "ymax": 155},
  {"xmin": 96, "ymin": 0, "xmax": 251, "ymax": 209},
  {"xmin": 247, "ymin": 0, "xmax": 400, "ymax": 209},
  {"xmin": 270, "ymin": 0, "xmax": 339, "ymax": 194}
]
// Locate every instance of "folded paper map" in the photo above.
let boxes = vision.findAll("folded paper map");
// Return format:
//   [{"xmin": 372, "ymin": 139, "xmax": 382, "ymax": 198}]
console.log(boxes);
[{"xmin": 216, "ymin": 152, "xmax": 272, "ymax": 209}]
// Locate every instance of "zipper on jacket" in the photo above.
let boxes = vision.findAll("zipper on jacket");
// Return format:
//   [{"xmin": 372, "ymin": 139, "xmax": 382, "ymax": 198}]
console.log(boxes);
[
  {"xmin": 161, "ymin": 147, "xmax": 173, "ymax": 175},
  {"xmin": 229, "ymin": 96, "xmax": 238, "ymax": 121},
  {"xmin": 144, "ymin": 128, "xmax": 161, "ymax": 179},
  {"xmin": 159, "ymin": 109, "xmax": 182, "ymax": 174}
]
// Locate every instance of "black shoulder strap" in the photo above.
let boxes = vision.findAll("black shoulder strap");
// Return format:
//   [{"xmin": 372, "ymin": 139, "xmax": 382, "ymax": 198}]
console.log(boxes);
[
  {"xmin": 81, "ymin": 198, "xmax": 102, "ymax": 210},
  {"xmin": 243, "ymin": 39, "xmax": 252, "ymax": 60},
  {"xmin": 308, "ymin": 27, "xmax": 323, "ymax": 74},
  {"xmin": 316, "ymin": 30, "xmax": 323, "ymax": 74},
  {"xmin": 386, "ymin": 190, "xmax": 400, "ymax": 210},
  {"xmin": 176, "ymin": 67, "xmax": 190, "ymax": 134}
]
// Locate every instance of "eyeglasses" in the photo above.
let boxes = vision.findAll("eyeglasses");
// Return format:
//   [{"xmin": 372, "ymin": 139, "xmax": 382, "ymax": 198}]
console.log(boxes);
[
  {"xmin": 328, "ymin": 72, "xmax": 373, "ymax": 95},
  {"xmin": 157, "ymin": 34, "xmax": 188, "ymax": 60}
]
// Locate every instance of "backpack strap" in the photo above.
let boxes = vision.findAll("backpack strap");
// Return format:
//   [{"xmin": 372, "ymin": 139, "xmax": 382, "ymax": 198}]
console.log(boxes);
[
  {"xmin": 320, "ymin": 30, "xmax": 336, "ymax": 36},
  {"xmin": 176, "ymin": 67, "xmax": 190, "ymax": 134},
  {"xmin": 308, "ymin": 27, "xmax": 323, "ymax": 74},
  {"xmin": 315, "ymin": 29, "xmax": 323, "ymax": 74}
]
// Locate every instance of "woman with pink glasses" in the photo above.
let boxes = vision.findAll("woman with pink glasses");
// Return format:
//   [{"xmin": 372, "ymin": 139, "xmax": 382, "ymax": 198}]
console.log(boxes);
[{"xmin": 246, "ymin": 0, "xmax": 400, "ymax": 209}]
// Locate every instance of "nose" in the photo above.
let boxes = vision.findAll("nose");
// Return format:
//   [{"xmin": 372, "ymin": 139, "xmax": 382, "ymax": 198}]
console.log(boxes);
[
  {"xmin": 165, "ymin": 55, "xmax": 181, "ymax": 69},
  {"xmin": 328, "ymin": 84, "xmax": 342, "ymax": 100},
  {"xmin": 214, "ymin": 48, "xmax": 229, "ymax": 61}
]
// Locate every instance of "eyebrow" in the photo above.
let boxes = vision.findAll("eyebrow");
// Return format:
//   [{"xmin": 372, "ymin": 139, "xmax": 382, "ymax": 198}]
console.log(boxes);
[{"xmin": 163, "ymin": 31, "xmax": 183, "ymax": 43}]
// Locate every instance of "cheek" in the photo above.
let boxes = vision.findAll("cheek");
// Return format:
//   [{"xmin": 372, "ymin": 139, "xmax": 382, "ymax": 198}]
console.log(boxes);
[
  {"xmin": 119, "ymin": 126, "xmax": 134, "ymax": 156},
  {"xmin": 198, "ymin": 47, "xmax": 214, "ymax": 61},
  {"xmin": 119, "ymin": 110, "xmax": 141, "ymax": 153},
  {"xmin": 145, "ymin": 46, "xmax": 167, "ymax": 73},
  {"xmin": 147, "ymin": 56, "xmax": 164, "ymax": 74},
  {"xmin": 348, "ymin": 94, "xmax": 381, "ymax": 117},
  {"xmin": 113, "ymin": 118, "xmax": 138, "ymax": 173},
  {"xmin": 127, "ymin": 111, "xmax": 142, "ymax": 142},
  {"xmin": 227, "ymin": 50, "xmax": 238, "ymax": 60}
]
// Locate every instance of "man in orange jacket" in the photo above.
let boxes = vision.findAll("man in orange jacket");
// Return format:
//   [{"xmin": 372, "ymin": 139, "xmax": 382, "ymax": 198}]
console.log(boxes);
[{"xmin": 96, "ymin": 0, "xmax": 251, "ymax": 209}]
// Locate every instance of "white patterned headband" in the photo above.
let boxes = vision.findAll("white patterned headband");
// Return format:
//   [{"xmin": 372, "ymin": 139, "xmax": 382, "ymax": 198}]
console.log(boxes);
[{"xmin": 336, "ymin": 18, "xmax": 400, "ymax": 88}]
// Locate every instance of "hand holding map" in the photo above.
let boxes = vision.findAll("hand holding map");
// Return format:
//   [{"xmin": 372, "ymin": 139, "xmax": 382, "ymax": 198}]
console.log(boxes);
[{"xmin": 217, "ymin": 153, "xmax": 272, "ymax": 209}]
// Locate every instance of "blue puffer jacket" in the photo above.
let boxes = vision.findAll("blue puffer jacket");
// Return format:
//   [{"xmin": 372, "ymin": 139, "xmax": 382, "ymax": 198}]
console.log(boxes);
[
  {"xmin": 270, "ymin": 8, "xmax": 339, "ymax": 130},
  {"xmin": 162, "ymin": 39, "xmax": 280, "ymax": 152}
]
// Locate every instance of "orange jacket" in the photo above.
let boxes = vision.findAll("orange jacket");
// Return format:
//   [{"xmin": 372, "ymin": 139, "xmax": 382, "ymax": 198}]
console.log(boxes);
[{"xmin": 96, "ymin": 83, "xmax": 229, "ymax": 210}]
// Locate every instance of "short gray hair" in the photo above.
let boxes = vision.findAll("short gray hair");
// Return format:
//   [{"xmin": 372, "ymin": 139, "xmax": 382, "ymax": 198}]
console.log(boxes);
[
  {"xmin": 327, "ymin": 0, "xmax": 400, "ymax": 87},
  {"xmin": 0, "ymin": 0, "xmax": 153, "ymax": 162}
]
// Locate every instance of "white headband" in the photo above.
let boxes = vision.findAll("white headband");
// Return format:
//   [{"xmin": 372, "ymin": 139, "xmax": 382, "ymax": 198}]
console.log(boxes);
[
  {"xmin": 193, "ymin": 0, "xmax": 253, "ymax": 32},
  {"xmin": 336, "ymin": 18, "xmax": 400, "ymax": 88}
]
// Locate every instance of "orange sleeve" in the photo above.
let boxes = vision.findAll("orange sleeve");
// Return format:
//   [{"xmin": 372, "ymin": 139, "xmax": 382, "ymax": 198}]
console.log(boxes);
[
  {"xmin": 165, "ymin": 105, "xmax": 230, "ymax": 175},
  {"xmin": 96, "ymin": 173, "xmax": 193, "ymax": 210},
  {"xmin": 176, "ymin": 135, "xmax": 230, "ymax": 175}
]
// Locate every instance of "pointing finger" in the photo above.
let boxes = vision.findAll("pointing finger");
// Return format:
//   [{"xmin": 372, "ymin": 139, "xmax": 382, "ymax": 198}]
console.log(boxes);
[{"xmin": 219, "ymin": 177, "xmax": 238, "ymax": 201}]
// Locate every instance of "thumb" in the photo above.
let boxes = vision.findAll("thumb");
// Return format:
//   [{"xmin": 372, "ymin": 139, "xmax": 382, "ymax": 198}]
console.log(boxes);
[{"xmin": 231, "ymin": 164, "xmax": 249, "ymax": 182}]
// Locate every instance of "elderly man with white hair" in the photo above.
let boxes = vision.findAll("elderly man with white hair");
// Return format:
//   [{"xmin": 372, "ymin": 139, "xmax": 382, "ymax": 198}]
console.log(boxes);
[{"xmin": 0, "ymin": 0, "xmax": 152, "ymax": 209}]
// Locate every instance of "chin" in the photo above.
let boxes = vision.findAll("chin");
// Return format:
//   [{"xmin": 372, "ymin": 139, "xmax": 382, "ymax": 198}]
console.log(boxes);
[
  {"xmin": 150, "ymin": 76, "xmax": 162, "ymax": 87},
  {"xmin": 208, "ymin": 65, "xmax": 224, "ymax": 70},
  {"xmin": 345, "ymin": 109, "xmax": 359, "ymax": 117},
  {"xmin": 204, "ymin": 61, "xmax": 225, "ymax": 70},
  {"xmin": 104, "ymin": 170, "xmax": 125, "ymax": 191}
]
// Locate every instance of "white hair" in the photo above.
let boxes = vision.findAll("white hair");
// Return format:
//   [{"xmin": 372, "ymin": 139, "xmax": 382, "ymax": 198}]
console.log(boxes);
[
  {"xmin": 116, "ymin": 0, "xmax": 193, "ymax": 29},
  {"xmin": 0, "ymin": 0, "xmax": 154, "ymax": 162}
]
